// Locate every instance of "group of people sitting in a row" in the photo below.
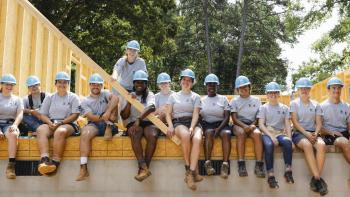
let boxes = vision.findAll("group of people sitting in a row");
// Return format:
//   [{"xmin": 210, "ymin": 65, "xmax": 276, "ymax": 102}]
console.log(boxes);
[{"xmin": 0, "ymin": 40, "xmax": 349, "ymax": 196}]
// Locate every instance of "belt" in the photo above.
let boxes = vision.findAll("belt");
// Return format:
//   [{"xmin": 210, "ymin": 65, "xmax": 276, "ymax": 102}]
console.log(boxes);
[
  {"xmin": 172, "ymin": 116, "xmax": 192, "ymax": 122},
  {"xmin": 0, "ymin": 119, "xmax": 14, "ymax": 124}
]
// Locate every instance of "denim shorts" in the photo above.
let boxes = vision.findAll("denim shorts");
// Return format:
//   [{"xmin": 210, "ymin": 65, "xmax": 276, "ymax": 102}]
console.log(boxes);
[
  {"xmin": 0, "ymin": 123, "xmax": 11, "ymax": 134},
  {"xmin": 321, "ymin": 131, "xmax": 350, "ymax": 145},
  {"xmin": 292, "ymin": 130, "xmax": 315, "ymax": 144},
  {"xmin": 87, "ymin": 121, "xmax": 118, "ymax": 136},
  {"xmin": 20, "ymin": 114, "xmax": 43, "ymax": 132},
  {"xmin": 201, "ymin": 121, "xmax": 231, "ymax": 131}
]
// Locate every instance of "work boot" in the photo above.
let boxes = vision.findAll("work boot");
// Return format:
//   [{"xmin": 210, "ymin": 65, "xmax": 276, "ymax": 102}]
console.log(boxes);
[
  {"xmin": 76, "ymin": 164, "xmax": 89, "ymax": 181},
  {"xmin": 6, "ymin": 162, "xmax": 16, "ymax": 179}
]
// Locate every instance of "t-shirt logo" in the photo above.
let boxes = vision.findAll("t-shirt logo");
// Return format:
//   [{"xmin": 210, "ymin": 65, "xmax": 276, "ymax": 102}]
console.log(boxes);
[
  {"xmin": 309, "ymin": 108, "xmax": 313, "ymax": 112},
  {"xmin": 277, "ymin": 111, "xmax": 281, "ymax": 114},
  {"xmin": 340, "ymin": 110, "xmax": 343, "ymax": 114},
  {"xmin": 248, "ymin": 104, "xmax": 251, "ymax": 107}
]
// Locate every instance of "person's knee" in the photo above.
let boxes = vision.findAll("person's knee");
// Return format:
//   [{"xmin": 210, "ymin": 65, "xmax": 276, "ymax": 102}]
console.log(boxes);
[
  {"xmin": 192, "ymin": 134, "xmax": 202, "ymax": 145},
  {"xmin": 54, "ymin": 128, "xmax": 68, "ymax": 139},
  {"xmin": 204, "ymin": 129, "xmax": 214, "ymax": 138},
  {"xmin": 6, "ymin": 131, "xmax": 18, "ymax": 141},
  {"xmin": 220, "ymin": 130, "xmax": 231, "ymax": 140}
]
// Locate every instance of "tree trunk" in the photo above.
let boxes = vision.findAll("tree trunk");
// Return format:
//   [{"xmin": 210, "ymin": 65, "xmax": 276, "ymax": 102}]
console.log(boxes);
[
  {"xmin": 236, "ymin": 0, "xmax": 249, "ymax": 78},
  {"xmin": 203, "ymin": 0, "xmax": 212, "ymax": 73}
]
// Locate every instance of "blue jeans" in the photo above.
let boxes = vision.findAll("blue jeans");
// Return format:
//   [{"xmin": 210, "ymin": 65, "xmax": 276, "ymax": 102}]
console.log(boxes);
[
  {"xmin": 87, "ymin": 121, "xmax": 118, "ymax": 136},
  {"xmin": 262, "ymin": 134, "xmax": 293, "ymax": 172},
  {"xmin": 21, "ymin": 114, "xmax": 43, "ymax": 132}
]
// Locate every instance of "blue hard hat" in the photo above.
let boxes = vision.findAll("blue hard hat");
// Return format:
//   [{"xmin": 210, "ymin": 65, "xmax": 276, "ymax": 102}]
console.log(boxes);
[
  {"xmin": 26, "ymin": 75, "xmax": 40, "ymax": 87},
  {"xmin": 265, "ymin": 82, "xmax": 281, "ymax": 93},
  {"xmin": 55, "ymin": 71, "xmax": 70, "ymax": 81},
  {"xmin": 327, "ymin": 77, "xmax": 343, "ymax": 89},
  {"xmin": 127, "ymin": 40, "xmax": 140, "ymax": 51},
  {"xmin": 157, "ymin": 72, "xmax": 171, "ymax": 84},
  {"xmin": 235, "ymin": 75, "xmax": 251, "ymax": 89},
  {"xmin": 133, "ymin": 70, "xmax": 148, "ymax": 81},
  {"xmin": 204, "ymin": 73, "xmax": 220, "ymax": 85},
  {"xmin": 295, "ymin": 77, "xmax": 312, "ymax": 89},
  {"xmin": 180, "ymin": 69, "xmax": 195, "ymax": 80},
  {"xmin": 89, "ymin": 73, "xmax": 104, "ymax": 84},
  {"xmin": 1, "ymin": 74, "xmax": 16, "ymax": 85}
]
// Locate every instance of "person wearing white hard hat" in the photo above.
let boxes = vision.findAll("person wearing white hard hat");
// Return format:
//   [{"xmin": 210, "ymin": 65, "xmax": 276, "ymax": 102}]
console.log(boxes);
[
  {"xmin": 76, "ymin": 73, "xmax": 119, "ymax": 181},
  {"xmin": 230, "ymin": 75, "xmax": 265, "ymax": 178},
  {"xmin": 0, "ymin": 74, "xmax": 24, "ymax": 179},
  {"xmin": 154, "ymin": 72, "xmax": 174, "ymax": 123},
  {"xmin": 320, "ymin": 77, "xmax": 350, "ymax": 185},
  {"xmin": 201, "ymin": 73, "xmax": 231, "ymax": 179},
  {"xmin": 166, "ymin": 68, "xmax": 203, "ymax": 190},
  {"xmin": 258, "ymin": 82, "xmax": 294, "ymax": 189},
  {"xmin": 111, "ymin": 40, "xmax": 147, "ymax": 93},
  {"xmin": 36, "ymin": 71, "xmax": 81, "ymax": 176},
  {"xmin": 290, "ymin": 77, "xmax": 328, "ymax": 195},
  {"xmin": 20, "ymin": 76, "xmax": 48, "ymax": 136},
  {"xmin": 120, "ymin": 70, "xmax": 159, "ymax": 182}
]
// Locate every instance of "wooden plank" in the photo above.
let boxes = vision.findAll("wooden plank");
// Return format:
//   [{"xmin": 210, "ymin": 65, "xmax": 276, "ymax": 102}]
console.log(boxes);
[
  {"xmin": 0, "ymin": 0, "xmax": 7, "ymax": 76},
  {"xmin": 42, "ymin": 29, "xmax": 53, "ymax": 92},
  {"xmin": 30, "ymin": 19, "xmax": 44, "ymax": 76}
]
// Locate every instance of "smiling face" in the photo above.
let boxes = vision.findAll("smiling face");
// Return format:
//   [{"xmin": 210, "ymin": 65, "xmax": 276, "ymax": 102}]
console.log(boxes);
[
  {"xmin": 55, "ymin": 80, "xmax": 69, "ymax": 93},
  {"xmin": 298, "ymin": 87, "xmax": 310, "ymax": 99},
  {"xmin": 267, "ymin": 91, "xmax": 280, "ymax": 102},
  {"xmin": 89, "ymin": 83, "xmax": 103, "ymax": 95},
  {"xmin": 126, "ymin": 48, "xmax": 138, "ymax": 63},
  {"xmin": 158, "ymin": 82, "xmax": 171, "ymax": 92},
  {"xmin": 180, "ymin": 76, "xmax": 193, "ymax": 91},
  {"xmin": 206, "ymin": 82, "xmax": 217, "ymax": 95},
  {"xmin": 133, "ymin": 80, "xmax": 147, "ymax": 93},
  {"xmin": 328, "ymin": 85, "xmax": 342, "ymax": 100},
  {"xmin": 1, "ymin": 83, "xmax": 15, "ymax": 94},
  {"xmin": 237, "ymin": 85, "xmax": 250, "ymax": 97}
]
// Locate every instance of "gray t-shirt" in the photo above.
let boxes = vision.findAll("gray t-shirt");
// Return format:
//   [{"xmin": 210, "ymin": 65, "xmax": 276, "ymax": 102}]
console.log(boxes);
[
  {"xmin": 0, "ymin": 93, "xmax": 24, "ymax": 120},
  {"xmin": 290, "ymin": 98, "xmax": 322, "ymax": 132},
  {"xmin": 200, "ymin": 95, "xmax": 230, "ymax": 123},
  {"xmin": 230, "ymin": 96, "xmax": 261, "ymax": 124},
  {"xmin": 155, "ymin": 91, "xmax": 174, "ymax": 109},
  {"xmin": 321, "ymin": 99, "xmax": 350, "ymax": 132},
  {"xmin": 257, "ymin": 103, "xmax": 290, "ymax": 131},
  {"xmin": 121, "ymin": 91, "xmax": 155, "ymax": 124},
  {"xmin": 113, "ymin": 57, "xmax": 147, "ymax": 91},
  {"xmin": 40, "ymin": 92, "xmax": 81, "ymax": 120},
  {"xmin": 81, "ymin": 90, "xmax": 111, "ymax": 116},
  {"xmin": 167, "ymin": 91, "xmax": 201, "ymax": 119}
]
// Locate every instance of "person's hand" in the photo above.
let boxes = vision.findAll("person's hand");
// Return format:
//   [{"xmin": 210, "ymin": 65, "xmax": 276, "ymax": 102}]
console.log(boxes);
[
  {"xmin": 129, "ymin": 92, "xmax": 137, "ymax": 99},
  {"xmin": 214, "ymin": 128, "xmax": 220, "ymax": 138},
  {"xmin": 167, "ymin": 126, "xmax": 175, "ymax": 138},
  {"xmin": 49, "ymin": 122, "xmax": 59, "ymax": 131},
  {"xmin": 8, "ymin": 125, "xmax": 19, "ymax": 133},
  {"xmin": 306, "ymin": 132, "xmax": 317, "ymax": 144},
  {"xmin": 243, "ymin": 125, "xmax": 251, "ymax": 133},
  {"xmin": 189, "ymin": 127, "xmax": 194, "ymax": 137},
  {"xmin": 101, "ymin": 112, "xmax": 111, "ymax": 121},
  {"xmin": 110, "ymin": 76, "xmax": 117, "ymax": 82},
  {"xmin": 333, "ymin": 131, "xmax": 344, "ymax": 137},
  {"xmin": 128, "ymin": 125, "xmax": 139, "ymax": 136},
  {"xmin": 271, "ymin": 136, "xmax": 279, "ymax": 145},
  {"xmin": 250, "ymin": 124, "xmax": 257, "ymax": 131}
]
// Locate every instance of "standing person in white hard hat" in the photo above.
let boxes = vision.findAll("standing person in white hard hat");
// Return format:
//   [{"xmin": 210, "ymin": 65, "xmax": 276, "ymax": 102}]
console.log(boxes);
[
  {"xmin": 111, "ymin": 40, "xmax": 147, "ymax": 93},
  {"xmin": 201, "ymin": 74, "xmax": 232, "ymax": 179},
  {"xmin": 76, "ymin": 73, "xmax": 119, "ymax": 181},
  {"xmin": 36, "ymin": 71, "xmax": 81, "ymax": 176},
  {"xmin": 20, "ymin": 76, "xmax": 48, "ymax": 136},
  {"xmin": 154, "ymin": 72, "xmax": 174, "ymax": 123},
  {"xmin": 230, "ymin": 75, "xmax": 265, "ymax": 178},
  {"xmin": 258, "ymin": 82, "xmax": 294, "ymax": 189},
  {"xmin": 0, "ymin": 74, "xmax": 24, "ymax": 179},
  {"xmin": 120, "ymin": 70, "xmax": 159, "ymax": 182},
  {"xmin": 290, "ymin": 77, "xmax": 328, "ymax": 195},
  {"xmin": 319, "ymin": 77, "xmax": 350, "ymax": 185},
  {"xmin": 166, "ymin": 68, "xmax": 203, "ymax": 191}
]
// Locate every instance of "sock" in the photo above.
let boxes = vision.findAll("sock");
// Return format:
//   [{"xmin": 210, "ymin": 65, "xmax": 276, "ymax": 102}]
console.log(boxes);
[
  {"xmin": 9, "ymin": 158, "xmax": 16, "ymax": 163},
  {"xmin": 80, "ymin": 157, "xmax": 88, "ymax": 165},
  {"xmin": 40, "ymin": 153, "xmax": 49, "ymax": 158},
  {"xmin": 223, "ymin": 161, "xmax": 229, "ymax": 165}
]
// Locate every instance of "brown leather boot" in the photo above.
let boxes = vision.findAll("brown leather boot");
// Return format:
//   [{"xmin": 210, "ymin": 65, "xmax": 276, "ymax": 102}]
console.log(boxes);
[
  {"xmin": 6, "ymin": 162, "xmax": 16, "ymax": 179},
  {"xmin": 185, "ymin": 170, "xmax": 197, "ymax": 190},
  {"xmin": 38, "ymin": 157, "xmax": 56, "ymax": 175},
  {"xmin": 76, "ymin": 164, "xmax": 89, "ymax": 181},
  {"xmin": 134, "ymin": 165, "xmax": 151, "ymax": 182}
]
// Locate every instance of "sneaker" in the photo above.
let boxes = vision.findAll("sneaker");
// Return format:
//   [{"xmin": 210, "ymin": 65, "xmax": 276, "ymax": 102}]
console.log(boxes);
[
  {"xmin": 38, "ymin": 157, "xmax": 56, "ymax": 175},
  {"xmin": 6, "ymin": 162, "xmax": 16, "ymax": 179},
  {"xmin": 310, "ymin": 177, "xmax": 317, "ymax": 192},
  {"xmin": 185, "ymin": 170, "xmax": 196, "ymax": 190},
  {"xmin": 220, "ymin": 163, "xmax": 229, "ymax": 179},
  {"xmin": 104, "ymin": 124, "xmax": 113, "ymax": 141},
  {"xmin": 254, "ymin": 161, "xmax": 266, "ymax": 178},
  {"xmin": 134, "ymin": 167, "xmax": 151, "ymax": 182},
  {"xmin": 284, "ymin": 171, "xmax": 294, "ymax": 184},
  {"xmin": 76, "ymin": 164, "xmax": 89, "ymax": 181},
  {"xmin": 317, "ymin": 180, "xmax": 328, "ymax": 196},
  {"xmin": 267, "ymin": 176, "xmax": 279, "ymax": 189},
  {"xmin": 238, "ymin": 161, "xmax": 248, "ymax": 177},
  {"xmin": 204, "ymin": 160, "xmax": 216, "ymax": 176}
]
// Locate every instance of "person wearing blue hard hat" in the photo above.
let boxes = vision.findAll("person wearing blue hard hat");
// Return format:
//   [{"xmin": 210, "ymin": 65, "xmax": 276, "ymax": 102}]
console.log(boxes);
[
  {"xmin": 290, "ymin": 77, "xmax": 328, "ymax": 195},
  {"xmin": 257, "ymin": 81, "xmax": 294, "ymax": 189},
  {"xmin": 111, "ymin": 40, "xmax": 147, "ymax": 93},
  {"xmin": 76, "ymin": 73, "xmax": 119, "ymax": 181},
  {"xmin": 20, "ymin": 76, "xmax": 48, "ymax": 137},
  {"xmin": 0, "ymin": 74, "xmax": 24, "ymax": 179},
  {"xmin": 231, "ymin": 75, "xmax": 265, "ymax": 178},
  {"xmin": 201, "ymin": 74, "xmax": 231, "ymax": 178},
  {"xmin": 120, "ymin": 70, "xmax": 159, "ymax": 182},
  {"xmin": 36, "ymin": 71, "xmax": 81, "ymax": 176},
  {"xmin": 166, "ymin": 68, "xmax": 203, "ymax": 190},
  {"xmin": 154, "ymin": 72, "xmax": 173, "ymax": 122},
  {"xmin": 320, "ymin": 77, "xmax": 350, "ymax": 185}
]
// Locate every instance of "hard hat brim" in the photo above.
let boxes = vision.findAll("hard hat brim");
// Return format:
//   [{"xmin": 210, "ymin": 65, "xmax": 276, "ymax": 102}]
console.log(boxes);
[{"xmin": 235, "ymin": 82, "xmax": 251, "ymax": 89}]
